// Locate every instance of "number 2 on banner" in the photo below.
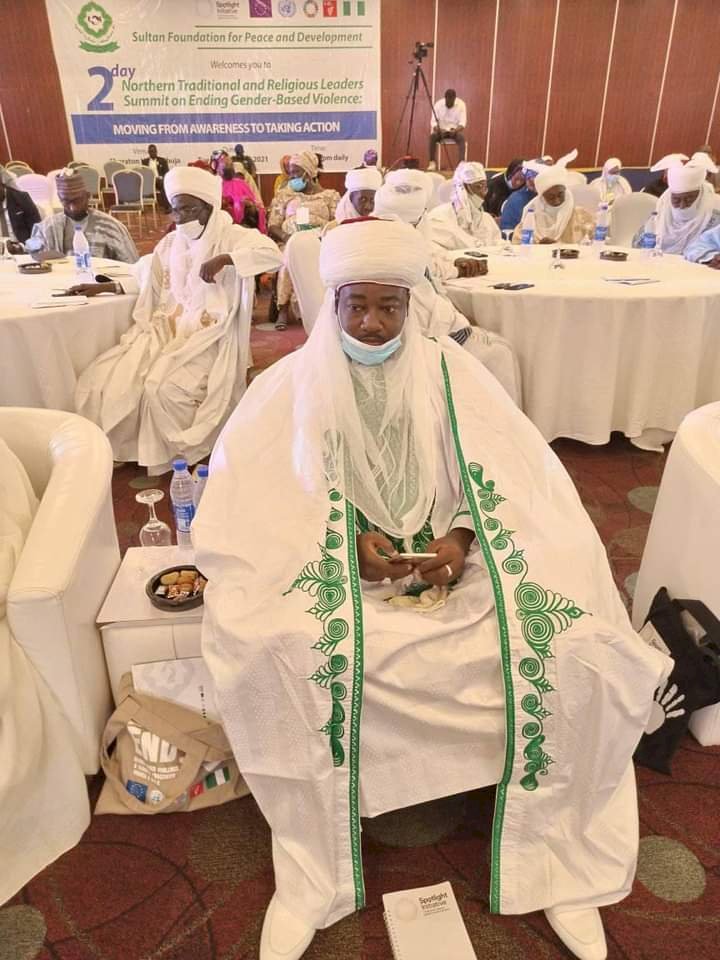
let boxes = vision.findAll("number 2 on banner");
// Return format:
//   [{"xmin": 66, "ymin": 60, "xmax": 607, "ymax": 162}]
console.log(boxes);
[{"xmin": 87, "ymin": 67, "xmax": 114, "ymax": 111}]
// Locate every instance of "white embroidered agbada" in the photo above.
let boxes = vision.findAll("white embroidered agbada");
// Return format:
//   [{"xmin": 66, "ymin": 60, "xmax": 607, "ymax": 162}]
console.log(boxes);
[
  {"xmin": 653, "ymin": 160, "xmax": 720, "ymax": 254},
  {"xmin": 75, "ymin": 166, "xmax": 282, "ymax": 472},
  {"xmin": 591, "ymin": 157, "xmax": 632, "ymax": 204},
  {"xmin": 514, "ymin": 152, "xmax": 595, "ymax": 243},
  {"xmin": 0, "ymin": 440, "xmax": 89, "ymax": 905},
  {"xmin": 194, "ymin": 220, "xmax": 670, "ymax": 931},
  {"xmin": 334, "ymin": 167, "xmax": 383, "ymax": 222},
  {"xmin": 427, "ymin": 161, "xmax": 501, "ymax": 248}
]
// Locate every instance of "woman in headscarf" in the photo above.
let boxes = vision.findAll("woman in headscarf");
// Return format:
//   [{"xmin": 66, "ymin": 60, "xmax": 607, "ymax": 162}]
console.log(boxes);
[
  {"xmin": 484, "ymin": 158, "xmax": 525, "ymax": 217},
  {"xmin": 590, "ymin": 157, "xmax": 632, "ymax": 204},
  {"xmin": 327, "ymin": 166, "xmax": 383, "ymax": 228},
  {"xmin": 634, "ymin": 159, "xmax": 720, "ymax": 254},
  {"xmin": 427, "ymin": 161, "xmax": 501, "ymax": 248},
  {"xmin": 268, "ymin": 150, "xmax": 341, "ymax": 329},
  {"xmin": 210, "ymin": 149, "xmax": 267, "ymax": 232},
  {"xmin": 72, "ymin": 166, "xmax": 282, "ymax": 472},
  {"xmin": 513, "ymin": 160, "xmax": 594, "ymax": 244},
  {"xmin": 273, "ymin": 155, "xmax": 292, "ymax": 196}
]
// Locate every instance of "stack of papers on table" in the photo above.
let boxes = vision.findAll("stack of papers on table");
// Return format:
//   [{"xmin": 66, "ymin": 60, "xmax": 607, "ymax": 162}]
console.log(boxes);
[
  {"xmin": 383, "ymin": 881, "xmax": 477, "ymax": 960},
  {"xmin": 31, "ymin": 296, "xmax": 88, "ymax": 308}
]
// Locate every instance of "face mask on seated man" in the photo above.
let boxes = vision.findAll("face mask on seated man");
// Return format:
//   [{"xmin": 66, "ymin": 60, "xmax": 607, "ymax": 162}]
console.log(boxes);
[{"xmin": 193, "ymin": 217, "xmax": 671, "ymax": 960}]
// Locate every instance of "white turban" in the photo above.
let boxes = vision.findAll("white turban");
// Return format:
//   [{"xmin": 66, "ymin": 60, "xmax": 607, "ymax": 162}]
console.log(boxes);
[
  {"xmin": 667, "ymin": 161, "xmax": 707, "ymax": 193},
  {"xmin": 453, "ymin": 161, "xmax": 486, "ymax": 185},
  {"xmin": 344, "ymin": 167, "xmax": 383, "ymax": 192},
  {"xmin": 603, "ymin": 157, "xmax": 622, "ymax": 174},
  {"xmin": 319, "ymin": 218, "xmax": 428, "ymax": 289},
  {"xmin": 690, "ymin": 151, "xmax": 719, "ymax": 174},
  {"xmin": 165, "ymin": 166, "xmax": 222, "ymax": 208},
  {"xmin": 651, "ymin": 153, "xmax": 689, "ymax": 172},
  {"xmin": 372, "ymin": 183, "xmax": 427, "ymax": 224},
  {"xmin": 385, "ymin": 168, "xmax": 435, "ymax": 205},
  {"xmin": 533, "ymin": 163, "xmax": 569, "ymax": 196}
]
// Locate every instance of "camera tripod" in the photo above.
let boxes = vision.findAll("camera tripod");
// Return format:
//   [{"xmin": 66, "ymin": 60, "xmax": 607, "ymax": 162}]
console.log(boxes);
[{"xmin": 392, "ymin": 46, "xmax": 452, "ymax": 170}]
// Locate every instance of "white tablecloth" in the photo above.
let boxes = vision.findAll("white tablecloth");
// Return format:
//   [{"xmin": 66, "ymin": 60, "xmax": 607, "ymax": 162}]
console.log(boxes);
[
  {"xmin": 445, "ymin": 246, "xmax": 720, "ymax": 447},
  {"xmin": 0, "ymin": 257, "xmax": 136, "ymax": 410}
]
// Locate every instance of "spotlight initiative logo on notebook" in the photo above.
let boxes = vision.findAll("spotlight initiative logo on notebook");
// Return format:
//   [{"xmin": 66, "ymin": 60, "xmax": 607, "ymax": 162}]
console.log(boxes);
[{"xmin": 383, "ymin": 881, "xmax": 477, "ymax": 960}]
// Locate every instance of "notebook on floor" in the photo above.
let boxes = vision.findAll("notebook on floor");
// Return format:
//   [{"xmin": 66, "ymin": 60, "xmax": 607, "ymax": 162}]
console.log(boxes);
[{"xmin": 383, "ymin": 881, "xmax": 477, "ymax": 960}]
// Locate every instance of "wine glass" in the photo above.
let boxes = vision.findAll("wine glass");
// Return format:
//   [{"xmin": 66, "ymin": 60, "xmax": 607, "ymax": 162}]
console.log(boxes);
[{"xmin": 136, "ymin": 489, "xmax": 172, "ymax": 547}]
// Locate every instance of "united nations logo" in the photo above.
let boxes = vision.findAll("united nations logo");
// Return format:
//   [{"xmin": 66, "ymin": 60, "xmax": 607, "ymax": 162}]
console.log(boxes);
[
  {"xmin": 76, "ymin": 1, "xmax": 119, "ymax": 53},
  {"xmin": 279, "ymin": 0, "xmax": 297, "ymax": 15}
]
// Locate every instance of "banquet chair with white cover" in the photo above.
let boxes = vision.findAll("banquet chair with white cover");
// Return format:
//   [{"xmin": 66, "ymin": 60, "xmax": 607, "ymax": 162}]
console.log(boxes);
[
  {"xmin": 14, "ymin": 173, "xmax": 54, "ymax": 218},
  {"xmin": 609, "ymin": 192, "xmax": 656, "ymax": 245},
  {"xmin": 285, "ymin": 229, "xmax": 324, "ymax": 335},
  {"xmin": 569, "ymin": 183, "xmax": 601, "ymax": 215},
  {"xmin": 0, "ymin": 408, "xmax": 119, "ymax": 773},
  {"xmin": 434, "ymin": 177, "xmax": 455, "ymax": 207},
  {"xmin": 632, "ymin": 402, "xmax": 720, "ymax": 744},
  {"xmin": 566, "ymin": 169, "xmax": 588, "ymax": 186},
  {"xmin": 46, "ymin": 168, "xmax": 64, "ymax": 211},
  {"xmin": 425, "ymin": 171, "xmax": 446, "ymax": 209}
]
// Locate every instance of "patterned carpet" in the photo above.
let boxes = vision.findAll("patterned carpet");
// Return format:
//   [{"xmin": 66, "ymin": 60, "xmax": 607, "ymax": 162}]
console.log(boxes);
[{"xmin": 3, "ymin": 216, "xmax": 719, "ymax": 959}]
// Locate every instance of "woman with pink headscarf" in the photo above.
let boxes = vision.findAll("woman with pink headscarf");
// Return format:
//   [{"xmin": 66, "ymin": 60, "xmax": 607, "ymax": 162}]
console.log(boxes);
[{"xmin": 211, "ymin": 150, "xmax": 267, "ymax": 233}]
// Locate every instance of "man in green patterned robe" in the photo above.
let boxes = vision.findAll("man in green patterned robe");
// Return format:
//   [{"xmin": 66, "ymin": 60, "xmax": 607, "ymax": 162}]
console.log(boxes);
[{"xmin": 194, "ymin": 219, "xmax": 670, "ymax": 960}]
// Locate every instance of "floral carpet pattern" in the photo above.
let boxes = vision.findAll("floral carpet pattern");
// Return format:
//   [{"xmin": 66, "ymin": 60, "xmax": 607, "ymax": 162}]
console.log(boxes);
[{"xmin": 3, "ymin": 217, "xmax": 718, "ymax": 958}]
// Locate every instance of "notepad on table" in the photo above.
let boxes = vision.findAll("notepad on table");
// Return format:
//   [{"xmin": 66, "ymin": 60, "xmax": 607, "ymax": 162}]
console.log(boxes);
[
  {"xmin": 31, "ymin": 296, "xmax": 89, "ymax": 308},
  {"xmin": 383, "ymin": 881, "xmax": 477, "ymax": 960}
]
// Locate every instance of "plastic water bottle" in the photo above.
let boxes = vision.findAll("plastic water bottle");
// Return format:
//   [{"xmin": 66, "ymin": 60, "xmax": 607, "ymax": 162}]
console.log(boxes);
[
  {"xmin": 641, "ymin": 212, "xmax": 659, "ymax": 257},
  {"xmin": 72, "ymin": 225, "xmax": 93, "ymax": 281},
  {"xmin": 594, "ymin": 203, "xmax": 610, "ymax": 245},
  {"xmin": 520, "ymin": 207, "xmax": 535, "ymax": 250},
  {"xmin": 193, "ymin": 464, "xmax": 208, "ymax": 511},
  {"xmin": 170, "ymin": 458, "xmax": 195, "ymax": 547}
]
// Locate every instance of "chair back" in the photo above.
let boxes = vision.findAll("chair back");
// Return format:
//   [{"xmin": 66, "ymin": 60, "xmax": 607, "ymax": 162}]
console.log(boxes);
[
  {"xmin": 14, "ymin": 173, "xmax": 52, "ymax": 203},
  {"xmin": 434, "ymin": 178, "xmax": 455, "ymax": 206},
  {"xmin": 565, "ymin": 169, "xmax": 587, "ymax": 186},
  {"xmin": 103, "ymin": 160, "xmax": 125, "ymax": 185},
  {"xmin": 570, "ymin": 184, "xmax": 602, "ymax": 214},
  {"xmin": 112, "ymin": 169, "xmax": 142, "ymax": 205},
  {"xmin": 76, "ymin": 166, "xmax": 101, "ymax": 197},
  {"xmin": 285, "ymin": 229, "xmax": 324, "ymax": 335},
  {"xmin": 5, "ymin": 160, "xmax": 33, "ymax": 176},
  {"xmin": 609, "ymin": 192, "xmax": 656, "ymax": 246},
  {"xmin": 67, "ymin": 161, "xmax": 90, "ymax": 170},
  {"xmin": 132, "ymin": 164, "xmax": 156, "ymax": 199}
]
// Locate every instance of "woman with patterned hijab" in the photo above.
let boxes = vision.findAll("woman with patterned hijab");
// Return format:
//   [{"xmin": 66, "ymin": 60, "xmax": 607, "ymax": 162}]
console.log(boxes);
[{"xmin": 268, "ymin": 150, "xmax": 341, "ymax": 329}]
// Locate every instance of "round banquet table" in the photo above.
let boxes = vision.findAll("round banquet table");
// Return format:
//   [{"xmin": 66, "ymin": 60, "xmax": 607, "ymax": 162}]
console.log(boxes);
[
  {"xmin": 0, "ymin": 257, "xmax": 136, "ymax": 411},
  {"xmin": 445, "ymin": 245, "xmax": 720, "ymax": 449}
]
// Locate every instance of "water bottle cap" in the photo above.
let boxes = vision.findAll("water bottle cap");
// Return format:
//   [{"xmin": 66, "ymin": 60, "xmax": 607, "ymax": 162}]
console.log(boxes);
[
  {"xmin": 172, "ymin": 458, "xmax": 188, "ymax": 471},
  {"xmin": 197, "ymin": 465, "xmax": 209, "ymax": 477}
]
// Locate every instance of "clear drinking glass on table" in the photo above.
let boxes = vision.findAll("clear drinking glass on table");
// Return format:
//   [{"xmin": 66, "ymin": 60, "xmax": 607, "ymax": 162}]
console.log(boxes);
[
  {"xmin": 136, "ymin": 489, "xmax": 173, "ymax": 547},
  {"xmin": 500, "ymin": 229, "xmax": 514, "ymax": 254}
]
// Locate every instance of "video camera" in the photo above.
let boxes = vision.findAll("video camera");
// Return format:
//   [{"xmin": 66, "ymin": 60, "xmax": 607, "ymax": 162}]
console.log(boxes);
[{"xmin": 413, "ymin": 40, "xmax": 434, "ymax": 62}]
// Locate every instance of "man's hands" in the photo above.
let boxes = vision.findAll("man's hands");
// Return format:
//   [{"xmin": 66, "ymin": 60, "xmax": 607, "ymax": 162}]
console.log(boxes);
[
  {"xmin": 65, "ymin": 281, "xmax": 117, "ymax": 297},
  {"xmin": 357, "ymin": 528, "xmax": 474, "ymax": 585},
  {"xmin": 415, "ymin": 532, "xmax": 470, "ymax": 586},
  {"xmin": 357, "ymin": 533, "xmax": 412, "ymax": 582},
  {"xmin": 454, "ymin": 257, "xmax": 486, "ymax": 278},
  {"xmin": 538, "ymin": 237, "xmax": 555, "ymax": 245},
  {"xmin": 6, "ymin": 240, "xmax": 24, "ymax": 255},
  {"xmin": 704, "ymin": 254, "xmax": 720, "ymax": 269},
  {"xmin": 199, "ymin": 254, "xmax": 232, "ymax": 283}
]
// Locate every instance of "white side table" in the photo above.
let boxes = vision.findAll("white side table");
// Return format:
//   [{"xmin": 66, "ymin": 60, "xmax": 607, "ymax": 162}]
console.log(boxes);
[{"xmin": 98, "ymin": 546, "xmax": 203, "ymax": 704}]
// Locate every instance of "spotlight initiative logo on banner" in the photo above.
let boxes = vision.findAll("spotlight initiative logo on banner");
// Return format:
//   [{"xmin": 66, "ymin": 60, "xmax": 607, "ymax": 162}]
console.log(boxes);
[
  {"xmin": 75, "ymin": 1, "xmax": 118, "ymax": 52},
  {"xmin": 248, "ymin": 0, "xmax": 273, "ymax": 15}
]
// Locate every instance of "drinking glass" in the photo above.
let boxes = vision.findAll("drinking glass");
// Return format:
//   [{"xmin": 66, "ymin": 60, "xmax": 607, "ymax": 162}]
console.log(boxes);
[
  {"xmin": 136, "ymin": 489, "xmax": 172, "ymax": 547},
  {"xmin": 500, "ymin": 229, "xmax": 514, "ymax": 254}
]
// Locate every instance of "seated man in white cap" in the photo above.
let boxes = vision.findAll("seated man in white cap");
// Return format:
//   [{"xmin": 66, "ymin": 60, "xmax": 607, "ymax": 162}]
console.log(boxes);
[
  {"xmin": 373, "ymin": 182, "xmax": 521, "ymax": 404},
  {"xmin": 193, "ymin": 217, "xmax": 669, "ymax": 960},
  {"xmin": 590, "ymin": 158, "xmax": 632, "ymax": 205},
  {"xmin": 513, "ymin": 152, "xmax": 595, "ymax": 243},
  {"xmin": 16, "ymin": 168, "xmax": 138, "ymax": 263},
  {"xmin": 70, "ymin": 165, "xmax": 282, "ymax": 474},
  {"xmin": 327, "ymin": 165, "xmax": 383, "ymax": 227},
  {"xmin": 633, "ymin": 157, "xmax": 720, "ymax": 254},
  {"xmin": 427, "ymin": 161, "xmax": 501, "ymax": 249}
]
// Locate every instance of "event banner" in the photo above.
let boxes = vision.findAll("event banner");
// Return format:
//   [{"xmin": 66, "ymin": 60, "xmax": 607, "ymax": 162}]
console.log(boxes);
[{"xmin": 44, "ymin": 0, "xmax": 380, "ymax": 173}]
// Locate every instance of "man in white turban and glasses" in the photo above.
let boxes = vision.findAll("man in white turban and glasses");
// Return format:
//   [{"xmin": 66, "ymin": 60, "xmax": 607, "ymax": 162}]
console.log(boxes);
[
  {"xmin": 513, "ymin": 150, "xmax": 595, "ymax": 244},
  {"xmin": 72, "ymin": 165, "xmax": 282, "ymax": 473},
  {"xmin": 634, "ymin": 158, "xmax": 720, "ymax": 254},
  {"xmin": 427, "ymin": 161, "xmax": 501, "ymax": 248},
  {"xmin": 193, "ymin": 218, "xmax": 670, "ymax": 960}
]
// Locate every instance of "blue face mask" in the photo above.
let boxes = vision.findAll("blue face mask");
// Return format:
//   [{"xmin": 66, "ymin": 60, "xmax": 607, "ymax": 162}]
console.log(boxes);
[
  {"xmin": 339, "ymin": 327, "xmax": 403, "ymax": 365},
  {"xmin": 288, "ymin": 177, "xmax": 306, "ymax": 192}
]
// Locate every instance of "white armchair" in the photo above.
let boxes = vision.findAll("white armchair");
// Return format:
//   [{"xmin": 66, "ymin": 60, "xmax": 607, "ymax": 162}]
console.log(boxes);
[{"xmin": 0, "ymin": 408, "xmax": 119, "ymax": 773}]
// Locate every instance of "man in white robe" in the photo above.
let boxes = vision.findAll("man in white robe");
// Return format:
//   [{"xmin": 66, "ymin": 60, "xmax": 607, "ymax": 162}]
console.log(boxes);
[
  {"xmin": 590, "ymin": 157, "xmax": 632, "ymax": 204},
  {"xmin": 427, "ymin": 161, "xmax": 501, "ymax": 250},
  {"xmin": 633, "ymin": 158, "xmax": 720, "ymax": 253},
  {"xmin": 194, "ymin": 219, "xmax": 670, "ymax": 960},
  {"xmin": 373, "ymin": 183, "xmax": 521, "ymax": 404},
  {"xmin": 72, "ymin": 166, "xmax": 282, "ymax": 473},
  {"xmin": 332, "ymin": 166, "xmax": 383, "ymax": 223}
]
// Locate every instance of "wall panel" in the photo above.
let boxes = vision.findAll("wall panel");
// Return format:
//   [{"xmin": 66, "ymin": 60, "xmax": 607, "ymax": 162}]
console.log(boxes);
[
  {"xmin": 652, "ymin": 0, "xmax": 720, "ymax": 159},
  {"xmin": 0, "ymin": 0, "xmax": 71, "ymax": 171},
  {"xmin": 597, "ymin": 0, "xmax": 675, "ymax": 166},
  {"xmin": 488, "ymin": 0, "xmax": 558, "ymax": 166},
  {"xmin": 434, "ymin": 0, "xmax": 496, "ymax": 165},
  {"xmin": 544, "ymin": 0, "xmax": 617, "ymax": 166},
  {"xmin": 380, "ymin": 0, "xmax": 436, "ymax": 166}
]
